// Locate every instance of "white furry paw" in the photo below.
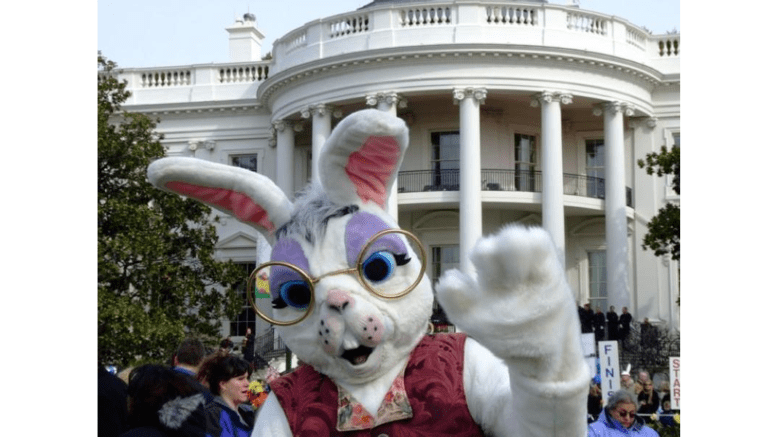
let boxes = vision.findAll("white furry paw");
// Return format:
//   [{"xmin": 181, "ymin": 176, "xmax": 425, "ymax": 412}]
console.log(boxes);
[{"xmin": 435, "ymin": 225, "xmax": 577, "ymax": 365}]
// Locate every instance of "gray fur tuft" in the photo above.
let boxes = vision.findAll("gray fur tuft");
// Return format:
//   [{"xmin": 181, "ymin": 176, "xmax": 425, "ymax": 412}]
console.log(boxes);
[
  {"xmin": 158, "ymin": 393, "xmax": 205, "ymax": 429},
  {"xmin": 276, "ymin": 182, "xmax": 358, "ymax": 245}
]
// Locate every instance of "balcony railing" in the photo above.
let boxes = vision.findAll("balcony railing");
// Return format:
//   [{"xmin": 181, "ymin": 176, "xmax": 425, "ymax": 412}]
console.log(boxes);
[
  {"xmin": 256, "ymin": 327, "xmax": 287, "ymax": 359},
  {"xmin": 397, "ymin": 169, "xmax": 633, "ymax": 207},
  {"xmin": 272, "ymin": 1, "xmax": 679, "ymax": 74}
]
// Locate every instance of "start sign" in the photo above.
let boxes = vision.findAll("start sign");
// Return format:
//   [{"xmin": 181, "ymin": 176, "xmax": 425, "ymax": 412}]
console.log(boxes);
[{"xmin": 670, "ymin": 356, "xmax": 680, "ymax": 410}]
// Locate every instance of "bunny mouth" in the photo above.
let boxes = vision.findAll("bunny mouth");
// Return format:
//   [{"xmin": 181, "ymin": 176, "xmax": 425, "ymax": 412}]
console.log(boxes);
[{"xmin": 341, "ymin": 345, "xmax": 374, "ymax": 366}]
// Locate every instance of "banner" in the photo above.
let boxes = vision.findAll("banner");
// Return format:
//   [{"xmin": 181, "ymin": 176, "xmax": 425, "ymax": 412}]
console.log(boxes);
[
  {"xmin": 669, "ymin": 356, "xmax": 680, "ymax": 409},
  {"xmin": 598, "ymin": 341, "xmax": 620, "ymax": 402}
]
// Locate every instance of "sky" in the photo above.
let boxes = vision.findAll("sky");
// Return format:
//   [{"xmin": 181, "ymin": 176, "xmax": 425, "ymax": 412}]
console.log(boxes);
[{"xmin": 98, "ymin": 0, "xmax": 681, "ymax": 69}]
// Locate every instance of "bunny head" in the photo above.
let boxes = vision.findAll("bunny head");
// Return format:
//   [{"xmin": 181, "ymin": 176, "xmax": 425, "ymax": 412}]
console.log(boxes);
[{"xmin": 147, "ymin": 109, "xmax": 434, "ymax": 385}]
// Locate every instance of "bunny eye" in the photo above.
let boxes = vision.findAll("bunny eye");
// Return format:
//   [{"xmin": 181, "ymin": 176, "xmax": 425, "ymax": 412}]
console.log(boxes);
[
  {"xmin": 274, "ymin": 281, "xmax": 311, "ymax": 311},
  {"xmin": 362, "ymin": 251, "xmax": 410, "ymax": 283}
]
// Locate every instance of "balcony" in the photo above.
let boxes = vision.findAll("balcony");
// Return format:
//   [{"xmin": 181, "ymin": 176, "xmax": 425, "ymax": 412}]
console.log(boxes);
[
  {"xmin": 397, "ymin": 169, "xmax": 633, "ymax": 207},
  {"xmin": 271, "ymin": 1, "xmax": 679, "ymax": 75}
]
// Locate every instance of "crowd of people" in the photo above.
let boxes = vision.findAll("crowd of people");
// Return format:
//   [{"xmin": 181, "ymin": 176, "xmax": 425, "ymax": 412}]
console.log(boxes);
[
  {"xmin": 99, "ymin": 330, "xmax": 267, "ymax": 437},
  {"xmin": 578, "ymin": 303, "xmax": 633, "ymax": 343},
  {"xmin": 101, "ymin": 327, "xmax": 678, "ymax": 436},
  {"xmin": 587, "ymin": 368, "xmax": 679, "ymax": 435}
]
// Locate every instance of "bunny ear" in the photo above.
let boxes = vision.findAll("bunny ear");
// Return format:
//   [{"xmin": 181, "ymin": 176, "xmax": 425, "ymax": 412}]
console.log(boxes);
[
  {"xmin": 318, "ymin": 109, "xmax": 409, "ymax": 209},
  {"xmin": 147, "ymin": 157, "xmax": 293, "ymax": 242}
]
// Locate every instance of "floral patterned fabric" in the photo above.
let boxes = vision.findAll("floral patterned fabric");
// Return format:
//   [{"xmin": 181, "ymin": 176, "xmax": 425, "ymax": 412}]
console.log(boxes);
[
  {"xmin": 336, "ymin": 367, "xmax": 413, "ymax": 431},
  {"xmin": 269, "ymin": 333, "xmax": 485, "ymax": 437}
]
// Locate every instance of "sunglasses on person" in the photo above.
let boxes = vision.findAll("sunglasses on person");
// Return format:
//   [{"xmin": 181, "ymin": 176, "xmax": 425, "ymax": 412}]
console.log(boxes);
[{"xmin": 615, "ymin": 409, "xmax": 636, "ymax": 419}]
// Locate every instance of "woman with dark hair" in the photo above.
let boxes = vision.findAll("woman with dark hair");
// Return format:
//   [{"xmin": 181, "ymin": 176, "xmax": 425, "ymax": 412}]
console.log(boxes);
[
  {"xmin": 197, "ymin": 354, "xmax": 254, "ymax": 437},
  {"xmin": 587, "ymin": 390, "xmax": 658, "ymax": 436},
  {"xmin": 119, "ymin": 364, "xmax": 208, "ymax": 437}
]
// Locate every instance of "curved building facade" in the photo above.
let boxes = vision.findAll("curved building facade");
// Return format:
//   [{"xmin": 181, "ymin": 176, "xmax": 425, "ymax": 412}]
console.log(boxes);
[{"xmin": 116, "ymin": 0, "xmax": 680, "ymax": 342}]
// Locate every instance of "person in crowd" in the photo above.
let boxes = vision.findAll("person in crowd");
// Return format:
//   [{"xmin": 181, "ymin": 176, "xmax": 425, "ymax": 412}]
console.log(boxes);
[
  {"xmin": 198, "ymin": 354, "xmax": 255, "ymax": 437},
  {"xmin": 241, "ymin": 328, "xmax": 255, "ymax": 368},
  {"xmin": 637, "ymin": 378, "xmax": 661, "ymax": 415},
  {"xmin": 657, "ymin": 394, "xmax": 678, "ymax": 427},
  {"xmin": 620, "ymin": 367, "xmax": 634, "ymax": 395},
  {"xmin": 580, "ymin": 303, "xmax": 594, "ymax": 333},
  {"xmin": 119, "ymin": 364, "xmax": 209, "ymax": 437},
  {"xmin": 99, "ymin": 364, "xmax": 129, "ymax": 437},
  {"xmin": 218, "ymin": 338, "xmax": 234, "ymax": 355},
  {"xmin": 594, "ymin": 307, "xmax": 606, "ymax": 342},
  {"xmin": 636, "ymin": 370, "xmax": 650, "ymax": 386},
  {"xmin": 632, "ymin": 382, "xmax": 643, "ymax": 399},
  {"xmin": 606, "ymin": 306, "xmax": 619, "ymax": 341},
  {"xmin": 587, "ymin": 381, "xmax": 603, "ymax": 423},
  {"xmin": 587, "ymin": 389, "xmax": 658, "ymax": 436},
  {"xmin": 173, "ymin": 338, "xmax": 207, "ymax": 378},
  {"xmin": 640, "ymin": 318, "xmax": 653, "ymax": 347},
  {"xmin": 618, "ymin": 307, "xmax": 633, "ymax": 345}
]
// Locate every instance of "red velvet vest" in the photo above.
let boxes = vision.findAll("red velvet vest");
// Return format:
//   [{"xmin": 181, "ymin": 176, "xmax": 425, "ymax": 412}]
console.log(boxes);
[{"xmin": 270, "ymin": 333, "xmax": 485, "ymax": 437}]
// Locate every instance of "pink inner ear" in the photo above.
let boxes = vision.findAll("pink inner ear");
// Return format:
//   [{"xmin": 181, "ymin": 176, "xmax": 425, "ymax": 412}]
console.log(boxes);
[
  {"xmin": 165, "ymin": 181, "xmax": 276, "ymax": 232},
  {"xmin": 345, "ymin": 136, "xmax": 401, "ymax": 207}
]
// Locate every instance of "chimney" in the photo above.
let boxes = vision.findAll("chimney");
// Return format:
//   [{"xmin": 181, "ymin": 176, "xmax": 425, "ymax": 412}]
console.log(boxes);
[{"xmin": 226, "ymin": 13, "xmax": 265, "ymax": 62}]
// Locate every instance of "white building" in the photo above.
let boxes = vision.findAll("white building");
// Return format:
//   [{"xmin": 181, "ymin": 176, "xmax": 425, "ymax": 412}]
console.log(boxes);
[{"xmin": 115, "ymin": 0, "xmax": 680, "ymax": 348}]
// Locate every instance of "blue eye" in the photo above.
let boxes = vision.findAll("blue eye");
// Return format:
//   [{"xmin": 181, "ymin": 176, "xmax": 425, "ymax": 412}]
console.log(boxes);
[
  {"xmin": 362, "ymin": 251, "xmax": 397, "ymax": 283},
  {"xmin": 278, "ymin": 281, "xmax": 311, "ymax": 310}
]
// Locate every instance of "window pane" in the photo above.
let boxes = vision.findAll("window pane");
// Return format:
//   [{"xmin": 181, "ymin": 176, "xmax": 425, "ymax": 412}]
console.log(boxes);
[
  {"xmin": 588, "ymin": 251, "xmax": 606, "ymax": 301},
  {"xmin": 230, "ymin": 262, "xmax": 256, "ymax": 336},
  {"xmin": 231, "ymin": 154, "xmax": 257, "ymax": 172}
]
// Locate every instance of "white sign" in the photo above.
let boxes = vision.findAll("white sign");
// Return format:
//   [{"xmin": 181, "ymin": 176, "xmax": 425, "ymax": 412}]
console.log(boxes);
[
  {"xmin": 581, "ymin": 333, "xmax": 597, "ymax": 378},
  {"xmin": 598, "ymin": 341, "xmax": 620, "ymax": 402},
  {"xmin": 669, "ymin": 356, "xmax": 680, "ymax": 409}
]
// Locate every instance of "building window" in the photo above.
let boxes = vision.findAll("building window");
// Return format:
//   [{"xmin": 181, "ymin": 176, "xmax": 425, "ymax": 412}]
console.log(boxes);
[
  {"xmin": 431, "ymin": 131, "xmax": 459, "ymax": 189},
  {"xmin": 588, "ymin": 251, "xmax": 607, "ymax": 311},
  {"xmin": 585, "ymin": 139, "xmax": 605, "ymax": 198},
  {"xmin": 430, "ymin": 245, "xmax": 459, "ymax": 330},
  {"xmin": 672, "ymin": 132, "xmax": 680, "ymax": 148},
  {"xmin": 230, "ymin": 262, "xmax": 256, "ymax": 337},
  {"xmin": 230, "ymin": 154, "xmax": 257, "ymax": 172},
  {"xmin": 514, "ymin": 133, "xmax": 537, "ymax": 191}
]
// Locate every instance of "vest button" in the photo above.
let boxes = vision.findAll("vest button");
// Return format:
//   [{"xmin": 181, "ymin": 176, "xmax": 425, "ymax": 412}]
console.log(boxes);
[{"xmin": 376, "ymin": 434, "xmax": 389, "ymax": 437}]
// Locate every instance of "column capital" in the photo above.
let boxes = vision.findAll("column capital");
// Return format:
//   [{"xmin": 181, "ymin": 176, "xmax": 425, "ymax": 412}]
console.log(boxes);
[
  {"xmin": 530, "ymin": 91, "xmax": 573, "ymax": 107},
  {"xmin": 301, "ymin": 103, "xmax": 342, "ymax": 119},
  {"xmin": 187, "ymin": 139, "xmax": 216, "ymax": 151},
  {"xmin": 628, "ymin": 116, "xmax": 658, "ymax": 130},
  {"xmin": 593, "ymin": 101, "xmax": 635, "ymax": 117},
  {"xmin": 365, "ymin": 92, "xmax": 407, "ymax": 109},
  {"xmin": 271, "ymin": 119, "xmax": 292, "ymax": 132},
  {"xmin": 453, "ymin": 87, "xmax": 487, "ymax": 105}
]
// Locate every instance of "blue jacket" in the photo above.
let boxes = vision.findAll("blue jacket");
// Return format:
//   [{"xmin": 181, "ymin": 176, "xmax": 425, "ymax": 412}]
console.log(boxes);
[
  {"xmin": 205, "ymin": 397, "xmax": 254, "ymax": 437},
  {"xmin": 588, "ymin": 408, "xmax": 659, "ymax": 437}
]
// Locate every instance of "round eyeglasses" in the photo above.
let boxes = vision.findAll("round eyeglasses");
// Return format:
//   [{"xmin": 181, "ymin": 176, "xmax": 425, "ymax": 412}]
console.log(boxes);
[{"xmin": 246, "ymin": 229, "xmax": 427, "ymax": 326}]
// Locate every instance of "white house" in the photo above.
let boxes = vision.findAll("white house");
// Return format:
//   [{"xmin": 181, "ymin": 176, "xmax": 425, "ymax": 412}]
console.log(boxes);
[{"xmin": 115, "ymin": 0, "xmax": 680, "ymax": 351}]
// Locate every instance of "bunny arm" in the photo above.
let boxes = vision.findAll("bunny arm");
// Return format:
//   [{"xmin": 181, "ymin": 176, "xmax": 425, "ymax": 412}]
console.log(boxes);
[{"xmin": 436, "ymin": 224, "xmax": 590, "ymax": 437}]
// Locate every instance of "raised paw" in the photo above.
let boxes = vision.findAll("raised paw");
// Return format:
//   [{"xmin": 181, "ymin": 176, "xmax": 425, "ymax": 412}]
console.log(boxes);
[{"xmin": 434, "ymin": 225, "xmax": 577, "ymax": 361}]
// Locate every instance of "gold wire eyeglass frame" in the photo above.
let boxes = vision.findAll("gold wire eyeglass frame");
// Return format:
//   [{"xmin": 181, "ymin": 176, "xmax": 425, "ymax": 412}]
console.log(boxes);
[{"xmin": 246, "ymin": 229, "xmax": 427, "ymax": 326}]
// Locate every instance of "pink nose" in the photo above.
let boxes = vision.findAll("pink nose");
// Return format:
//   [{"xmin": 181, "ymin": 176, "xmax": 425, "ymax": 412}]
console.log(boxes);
[{"xmin": 326, "ymin": 289, "xmax": 354, "ymax": 312}]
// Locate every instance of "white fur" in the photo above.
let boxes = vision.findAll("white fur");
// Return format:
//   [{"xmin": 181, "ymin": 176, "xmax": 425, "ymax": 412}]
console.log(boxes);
[
  {"xmin": 146, "ymin": 110, "xmax": 588, "ymax": 437},
  {"xmin": 438, "ymin": 224, "xmax": 589, "ymax": 436}
]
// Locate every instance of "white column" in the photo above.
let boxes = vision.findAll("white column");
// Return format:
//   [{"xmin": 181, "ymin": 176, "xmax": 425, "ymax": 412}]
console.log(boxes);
[
  {"xmin": 453, "ymin": 87, "xmax": 486, "ymax": 276},
  {"xmin": 273, "ymin": 120, "xmax": 295, "ymax": 198},
  {"xmin": 366, "ymin": 92, "xmax": 407, "ymax": 221},
  {"xmin": 531, "ymin": 91, "xmax": 572, "ymax": 266},
  {"xmin": 301, "ymin": 104, "xmax": 338, "ymax": 185},
  {"xmin": 595, "ymin": 101, "xmax": 634, "ymax": 313}
]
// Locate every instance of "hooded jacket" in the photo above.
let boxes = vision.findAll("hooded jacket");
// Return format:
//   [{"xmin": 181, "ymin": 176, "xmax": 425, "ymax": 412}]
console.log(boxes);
[{"xmin": 587, "ymin": 407, "xmax": 659, "ymax": 437}]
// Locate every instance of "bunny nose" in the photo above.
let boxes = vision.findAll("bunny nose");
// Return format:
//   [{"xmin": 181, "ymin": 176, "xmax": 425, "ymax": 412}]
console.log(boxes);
[{"xmin": 326, "ymin": 289, "xmax": 354, "ymax": 313}]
